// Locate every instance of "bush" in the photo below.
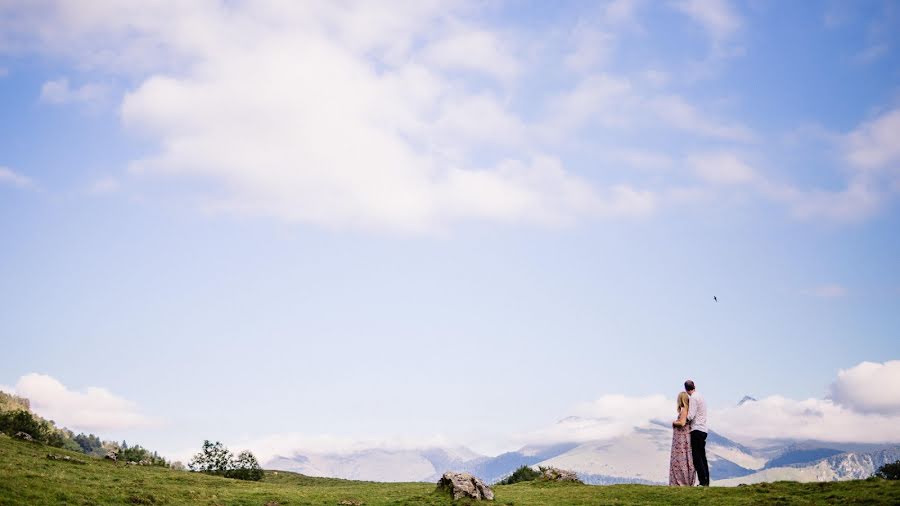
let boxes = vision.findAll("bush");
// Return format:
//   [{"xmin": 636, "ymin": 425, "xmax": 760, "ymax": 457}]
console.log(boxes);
[
  {"xmin": 498, "ymin": 465, "xmax": 542, "ymax": 485},
  {"xmin": 227, "ymin": 450, "xmax": 263, "ymax": 481},
  {"xmin": 0, "ymin": 410, "xmax": 48, "ymax": 442},
  {"xmin": 874, "ymin": 460, "xmax": 900, "ymax": 480},
  {"xmin": 75, "ymin": 433, "xmax": 103, "ymax": 455}
]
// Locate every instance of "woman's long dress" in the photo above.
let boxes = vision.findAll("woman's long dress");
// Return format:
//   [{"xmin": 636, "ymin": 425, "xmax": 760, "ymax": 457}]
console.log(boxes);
[{"xmin": 669, "ymin": 423, "xmax": 696, "ymax": 486}]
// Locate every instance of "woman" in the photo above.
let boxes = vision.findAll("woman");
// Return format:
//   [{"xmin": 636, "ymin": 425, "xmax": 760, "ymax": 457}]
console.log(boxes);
[{"xmin": 669, "ymin": 391, "xmax": 696, "ymax": 486}]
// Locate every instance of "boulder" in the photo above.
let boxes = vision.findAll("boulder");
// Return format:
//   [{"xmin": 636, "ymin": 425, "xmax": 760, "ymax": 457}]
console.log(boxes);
[
  {"xmin": 13, "ymin": 431, "xmax": 34, "ymax": 442},
  {"xmin": 47, "ymin": 453, "xmax": 86, "ymax": 464},
  {"xmin": 436, "ymin": 471, "xmax": 494, "ymax": 501},
  {"xmin": 104, "ymin": 450, "xmax": 118, "ymax": 462},
  {"xmin": 540, "ymin": 467, "xmax": 581, "ymax": 483}
]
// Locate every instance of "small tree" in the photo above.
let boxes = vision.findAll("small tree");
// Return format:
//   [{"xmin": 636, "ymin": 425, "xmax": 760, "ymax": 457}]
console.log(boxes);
[
  {"xmin": 875, "ymin": 460, "xmax": 900, "ymax": 480},
  {"xmin": 227, "ymin": 450, "xmax": 264, "ymax": 481},
  {"xmin": 189, "ymin": 440, "xmax": 233, "ymax": 475},
  {"xmin": 74, "ymin": 433, "xmax": 104, "ymax": 455}
]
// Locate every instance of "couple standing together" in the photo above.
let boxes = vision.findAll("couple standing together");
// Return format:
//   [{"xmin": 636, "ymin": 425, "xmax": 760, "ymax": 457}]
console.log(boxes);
[{"xmin": 669, "ymin": 379, "xmax": 710, "ymax": 486}]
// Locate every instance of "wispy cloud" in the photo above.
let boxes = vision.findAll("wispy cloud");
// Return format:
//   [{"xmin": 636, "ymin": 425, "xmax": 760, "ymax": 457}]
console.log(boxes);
[
  {"xmin": 40, "ymin": 78, "xmax": 109, "ymax": 105},
  {"xmin": 688, "ymin": 152, "xmax": 758, "ymax": 185},
  {"xmin": 854, "ymin": 43, "xmax": 889, "ymax": 64},
  {"xmin": 673, "ymin": 0, "xmax": 742, "ymax": 42},
  {"xmin": 86, "ymin": 177, "xmax": 120, "ymax": 194},
  {"xmin": 802, "ymin": 284, "xmax": 848, "ymax": 298},
  {"xmin": 0, "ymin": 166, "xmax": 33, "ymax": 188}
]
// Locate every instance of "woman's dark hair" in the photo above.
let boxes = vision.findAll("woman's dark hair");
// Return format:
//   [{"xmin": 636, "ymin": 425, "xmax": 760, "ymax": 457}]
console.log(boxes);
[{"xmin": 684, "ymin": 380, "xmax": 696, "ymax": 392}]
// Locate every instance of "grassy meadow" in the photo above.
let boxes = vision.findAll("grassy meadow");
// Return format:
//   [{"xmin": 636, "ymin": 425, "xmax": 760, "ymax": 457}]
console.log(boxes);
[{"xmin": 1, "ymin": 434, "xmax": 899, "ymax": 505}]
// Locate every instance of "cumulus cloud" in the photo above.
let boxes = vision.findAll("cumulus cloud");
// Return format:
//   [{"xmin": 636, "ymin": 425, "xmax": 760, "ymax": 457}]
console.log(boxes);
[
  {"xmin": 715, "ymin": 396, "xmax": 900, "ymax": 444},
  {"xmin": 421, "ymin": 26, "xmax": 520, "ymax": 81},
  {"xmin": 40, "ymin": 78, "xmax": 108, "ymax": 105},
  {"xmin": 829, "ymin": 361, "xmax": 900, "ymax": 415},
  {"xmin": 688, "ymin": 152, "xmax": 757, "ymax": 184},
  {"xmin": 6, "ymin": 373, "xmax": 158, "ymax": 432},
  {"xmin": 7, "ymin": 1, "xmax": 655, "ymax": 233},
  {"xmin": 0, "ymin": 166, "xmax": 33, "ymax": 188},
  {"xmin": 1, "ymin": 0, "xmax": 895, "ymax": 228}
]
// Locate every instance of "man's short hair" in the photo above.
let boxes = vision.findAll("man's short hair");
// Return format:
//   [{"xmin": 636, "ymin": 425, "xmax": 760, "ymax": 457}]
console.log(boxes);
[{"xmin": 684, "ymin": 380, "xmax": 696, "ymax": 392}]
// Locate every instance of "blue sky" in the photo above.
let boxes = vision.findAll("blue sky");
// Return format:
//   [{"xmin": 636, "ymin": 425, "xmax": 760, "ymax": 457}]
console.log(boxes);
[{"xmin": 1, "ymin": 1, "xmax": 899, "ymax": 459}]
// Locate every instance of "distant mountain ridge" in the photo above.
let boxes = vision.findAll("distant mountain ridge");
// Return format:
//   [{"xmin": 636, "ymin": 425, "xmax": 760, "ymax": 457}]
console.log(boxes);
[
  {"xmin": 265, "ymin": 422, "xmax": 766, "ymax": 484},
  {"xmin": 264, "ymin": 422, "xmax": 900, "ymax": 485},
  {"xmin": 717, "ymin": 445, "xmax": 900, "ymax": 485}
]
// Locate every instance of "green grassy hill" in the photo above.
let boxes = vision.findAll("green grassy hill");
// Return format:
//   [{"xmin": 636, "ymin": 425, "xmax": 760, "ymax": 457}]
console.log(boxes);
[{"xmin": 1, "ymin": 434, "xmax": 898, "ymax": 505}]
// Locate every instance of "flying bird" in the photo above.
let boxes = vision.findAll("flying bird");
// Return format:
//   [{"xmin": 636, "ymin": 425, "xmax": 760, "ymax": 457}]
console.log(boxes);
[{"xmin": 713, "ymin": 296, "xmax": 718, "ymax": 302}]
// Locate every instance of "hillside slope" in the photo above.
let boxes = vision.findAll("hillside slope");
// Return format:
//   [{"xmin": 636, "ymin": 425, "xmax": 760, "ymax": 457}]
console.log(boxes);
[{"xmin": 2, "ymin": 434, "xmax": 900, "ymax": 505}]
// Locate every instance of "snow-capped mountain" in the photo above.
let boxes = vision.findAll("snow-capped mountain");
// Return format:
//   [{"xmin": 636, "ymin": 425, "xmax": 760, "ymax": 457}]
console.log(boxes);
[
  {"xmin": 264, "ymin": 421, "xmax": 763, "ymax": 484},
  {"xmin": 532, "ymin": 422, "xmax": 760, "ymax": 484},
  {"xmin": 715, "ymin": 445, "xmax": 900, "ymax": 485}
]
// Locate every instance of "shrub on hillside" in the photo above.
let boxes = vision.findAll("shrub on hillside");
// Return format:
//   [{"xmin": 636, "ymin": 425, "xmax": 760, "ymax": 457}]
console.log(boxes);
[
  {"xmin": 74, "ymin": 433, "xmax": 104, "ymax": 455},
  {"xmin": 0, "ymin": 410, "xmax": 48, "ymax": 442},
  {"xmin": 227, "ymin": 450, "xmax": 263, "ymax": 481},
  {"xmin": 875, "ymin": 460, "xmax": 900, "ymax": 480},
  {"xmin": 497, "ymin": 465, "xmax": 542, "ymax": 485},
  {"xmin": 118, "ymin": 441, "xmax": 169, "ymax": 466}
]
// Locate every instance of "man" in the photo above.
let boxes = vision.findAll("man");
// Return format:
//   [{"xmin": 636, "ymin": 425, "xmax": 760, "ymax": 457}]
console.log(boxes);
[{"xmin": 685, "ymin": 379, "xmax": 709, "ymax": 486}]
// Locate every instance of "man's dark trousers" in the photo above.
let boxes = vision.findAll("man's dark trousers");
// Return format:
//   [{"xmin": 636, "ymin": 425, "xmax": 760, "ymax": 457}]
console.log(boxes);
[{"xmin": 690, "ymin": 430, "xmax": 710, "ymax": 486}]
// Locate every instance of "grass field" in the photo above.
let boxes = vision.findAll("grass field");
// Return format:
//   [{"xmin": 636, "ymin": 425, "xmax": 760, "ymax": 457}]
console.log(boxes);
[{"xmin": 2, "ymin": 435, "xmax": 899, "ymax": 505}]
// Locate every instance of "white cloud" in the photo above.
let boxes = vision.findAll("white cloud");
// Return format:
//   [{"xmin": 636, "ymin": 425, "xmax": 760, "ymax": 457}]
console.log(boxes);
[
  {"xmin": 674, "ymin": 0, "xmax": 741, "ymax": 42},
  {"xmin": 830, "ymin": 361, "xmax": 900, "ymax": 415},
  {"xmin": 765, "ymin": 180, "xmax": 882, "ymax": 223},
  {"xmin": 421, "ymin": 27, "xmax": 520, "ymax": 81},
  {"xmin": 7, "ymin": 373, "xmax": 158, "ymax": 432},
  {"xmin": 565, "ymin": 27, "xmax": 616, "ymax": 72},
  {"xmin": 542, "ymin": 74, "xmax": 634, "ymax": 136},
  {"xmin": 608, "ymin": 149, "xmax": 673, "ymax": 170},
  {"xmin": 688, "ymin": 152, "xmax": 757, "ymax": 184},
  {"xmin": 0, "ymin": 2, "xmax": 644, "ymax": 234},
  {"xmin": 802, "ymin": 283, "xmax": 848, "ymax": 298},
  {"xmin": 714, "ymin": 395, "xmax": 900, "ymax": 444},
  {"xmin": 40, "ymin": 78, "xmax": 108, "ymax": 105},
  {"xmin": 651, "ymin": 95, "xmax": 755, "ymax": 142},
  {"xmin": 216, "ymin": 360, "xmax": 900, "ymax": 462},
  {"xmin": 0, "ymin": 166, "xmax": 33, "ymax": 188},
  {"xmin": 845, "ymin": 107, "xmax": 900, "ymax": 171}
]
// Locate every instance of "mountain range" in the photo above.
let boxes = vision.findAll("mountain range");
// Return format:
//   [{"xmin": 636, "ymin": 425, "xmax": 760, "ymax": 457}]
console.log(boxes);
[{"xmin": 265, "ymin": 406, "xmax": 899, "ymax": 485}]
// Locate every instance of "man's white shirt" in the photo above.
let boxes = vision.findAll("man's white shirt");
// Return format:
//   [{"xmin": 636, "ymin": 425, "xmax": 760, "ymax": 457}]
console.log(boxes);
[{"xmin": 687, "ymin": 392, "xmax": 708, "ymax": 433}]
